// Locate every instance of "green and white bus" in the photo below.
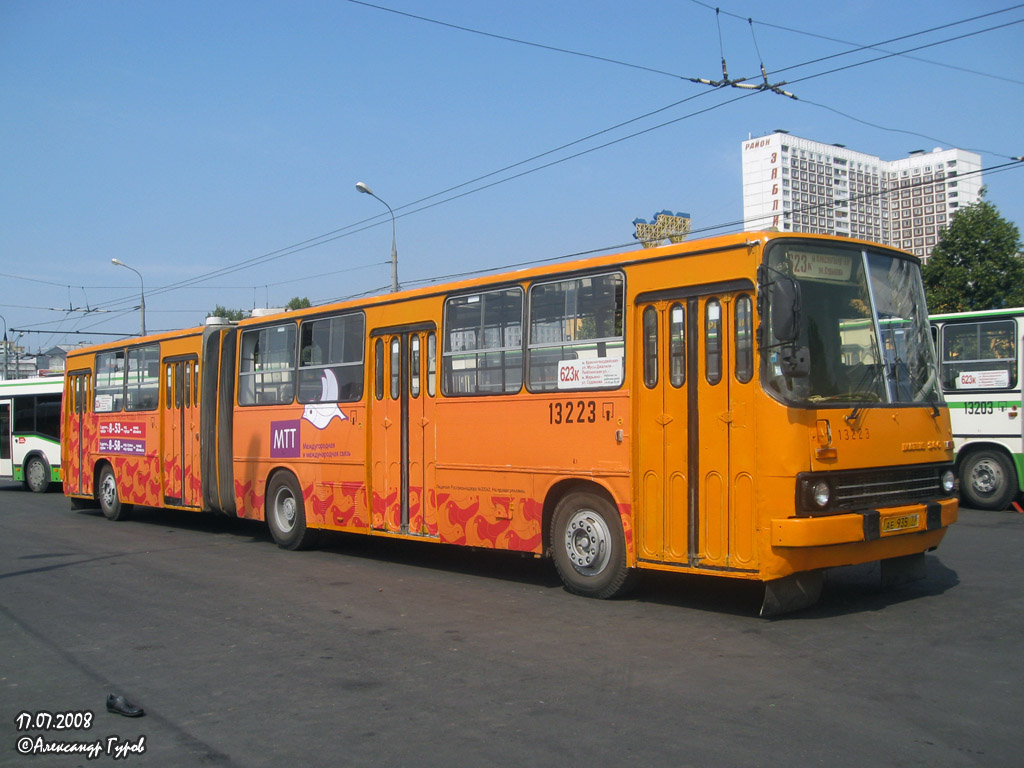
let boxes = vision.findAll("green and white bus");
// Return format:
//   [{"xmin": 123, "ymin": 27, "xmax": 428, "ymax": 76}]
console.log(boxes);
[
  {"xmin": 0, "ymin": 376, "xmax": 64, "ymax": 492},
  {"xmin": 932, "ymin": 307, "xmax": 1024, "ymax": 510}
]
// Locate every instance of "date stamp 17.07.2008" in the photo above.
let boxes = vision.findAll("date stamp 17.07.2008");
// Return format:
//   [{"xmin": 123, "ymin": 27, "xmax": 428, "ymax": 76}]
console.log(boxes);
[{"xmin": 14, "ymin": 710, "xmax": 146, "ymax": 761}]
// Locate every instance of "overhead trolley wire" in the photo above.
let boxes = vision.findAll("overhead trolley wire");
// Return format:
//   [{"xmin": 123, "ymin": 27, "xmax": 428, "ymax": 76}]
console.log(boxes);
[{"xmin": 13, "ymin": 6, "xmax": 1024, "ymax": 333}]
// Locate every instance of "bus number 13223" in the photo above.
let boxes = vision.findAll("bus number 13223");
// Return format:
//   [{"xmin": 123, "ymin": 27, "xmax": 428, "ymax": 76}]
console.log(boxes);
[{"xmin": 548, "ymin": 400, "xmax": 597, "ymax": 425}]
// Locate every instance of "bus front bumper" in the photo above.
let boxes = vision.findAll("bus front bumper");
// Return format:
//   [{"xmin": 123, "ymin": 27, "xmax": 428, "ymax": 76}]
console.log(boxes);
[{"xmin": 770, "ymin": 498, "xmax": 958, "ymax": 548}]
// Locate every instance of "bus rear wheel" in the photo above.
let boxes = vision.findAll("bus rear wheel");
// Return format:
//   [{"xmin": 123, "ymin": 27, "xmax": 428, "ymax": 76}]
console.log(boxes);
[
  {"xmin": 960, "ymin": 449, "xmax": 1017, "ymax": 511},
  {"xmin": 551, "ymin": 490, "xmax": 634, "ymax": 598},
  {"xmin": 98, "ymin": 465, "xmax": 133, "ymax": 521},
  {"xmin": 266, "ymin": 472, "xmax": 320, "ymax": 551},
  {"xmin": 25, "ymin": 456, "xmax": 50, "ymax": 493}
]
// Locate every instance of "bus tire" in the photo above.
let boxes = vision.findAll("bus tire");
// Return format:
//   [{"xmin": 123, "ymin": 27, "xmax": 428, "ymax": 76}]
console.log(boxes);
[
  {"xmin": 551, "ymin": 490, "xmax": 634, "ymax": 599},
  {"xmin": 98, "ymin": 465, "xmax": 133, "ymax": 521},
  {"xmin": 24, "ymin": 455, "xmax": 50, "ymax": 493},
  {"xmin": 960, "ymin": 449, "xmax": 1017, "ymax": 511},
  {"xmin": 266, "ymin": 472, "xmax": 319, "ymax": 551}
]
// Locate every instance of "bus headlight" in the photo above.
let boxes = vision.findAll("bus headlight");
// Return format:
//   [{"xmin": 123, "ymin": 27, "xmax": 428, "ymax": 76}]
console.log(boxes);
[
  {"xmin": 941, "ymin": 469, "xmax": 956, "ymax": 494},
  {"xmin": 811, "ymin": 480, "xmax": 831, "ymax": 509}
]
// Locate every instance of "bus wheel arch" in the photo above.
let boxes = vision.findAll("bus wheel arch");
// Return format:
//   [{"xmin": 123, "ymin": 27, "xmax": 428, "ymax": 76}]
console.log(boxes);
[
  {"xmin": 546, "ymin": 481, "xmax": 637, "ymax": 599},
  {"xmin": 96, "ymin": 462, "xmax": 133, "ymax": 521},
  {"xmin": 23, "ymin": 452, "xmax": 51, "ymax": 493},
  {"xmin": 957, "ymin": 445, "xmax": 1019, "ymax": 511},
  {"xmin": 265, "ymin": 469, "xmax": 320, "ymax": 551}
]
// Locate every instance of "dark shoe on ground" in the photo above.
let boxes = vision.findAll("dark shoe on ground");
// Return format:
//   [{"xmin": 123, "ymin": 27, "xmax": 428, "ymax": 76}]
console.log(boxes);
[{"xmin": 106, "ymin": 694, "xmax": 145, "ymax": 717}]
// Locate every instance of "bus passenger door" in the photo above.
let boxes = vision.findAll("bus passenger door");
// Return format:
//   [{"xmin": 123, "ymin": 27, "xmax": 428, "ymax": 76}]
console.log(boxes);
[
  {"xmin": 162, "ymin": 357, "xmax": 201, "ymax": 507},
  {"xmin": 183, "ymin": 359, "xmax": 200, "ymax": 506},
  {"xmin": 636, "ymin": 286, "xmax": 758, "ymax": 572},
  {"xmin": 62, "ymin": 372, "xmax": 91, "ymax": 495},
  {"xmin": 636, "ymin": 300, "xmax": 690, "ymax": 564},
  {"xmin": 0, "ymin": 399, "xmax": 11, "ymax": 480},
  {"xmin": 693, "ymin": 290, "xmax": 757, "ymax": 571},
  {"xmin": 370, "ymin": 324, "xmax": 437, "ymax": 536}
]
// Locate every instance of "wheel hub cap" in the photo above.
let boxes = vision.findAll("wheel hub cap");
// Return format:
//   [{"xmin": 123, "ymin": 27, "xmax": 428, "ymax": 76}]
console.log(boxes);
[
  {"xmin": 564, "ymin": 510, "xmax": 610, "ymax": 574},
  {"xmin": 972, "ymin": 460, "xmax": 1001, "ymax": 494}
]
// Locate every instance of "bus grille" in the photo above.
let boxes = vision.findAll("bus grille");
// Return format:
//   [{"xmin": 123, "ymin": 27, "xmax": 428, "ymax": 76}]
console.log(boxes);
[{"xmin": 797, "ymin": 464, "xmax": 952, "ymax": 515}]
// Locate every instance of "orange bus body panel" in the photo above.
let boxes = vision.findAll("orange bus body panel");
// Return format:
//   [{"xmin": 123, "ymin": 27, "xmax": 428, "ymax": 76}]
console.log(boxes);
[
  {"xmin": 60, "ymin": 232, "xmax": 957, "ymax": 604},
  {"xmin": 64, "ymin": 328, "xmax": 207, "ymax": 511}
]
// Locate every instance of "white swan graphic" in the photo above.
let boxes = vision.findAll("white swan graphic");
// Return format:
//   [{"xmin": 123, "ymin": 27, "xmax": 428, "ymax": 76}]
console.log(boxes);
[{"xmin": 302, "ymin": 369, "xmax": 348, "ymax": 430}]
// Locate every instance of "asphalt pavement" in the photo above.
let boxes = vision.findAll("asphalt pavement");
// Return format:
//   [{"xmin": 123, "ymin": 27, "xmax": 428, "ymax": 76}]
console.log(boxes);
[{"xmin": 2, "ymin": 484, "xmax": 1022, "ymax": 767}]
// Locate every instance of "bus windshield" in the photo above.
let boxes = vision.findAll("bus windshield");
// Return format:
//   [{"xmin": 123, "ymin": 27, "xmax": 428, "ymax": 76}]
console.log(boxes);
[{"xmin": 763, "ymin": 241, "xmax": 941, "ymax": 408}]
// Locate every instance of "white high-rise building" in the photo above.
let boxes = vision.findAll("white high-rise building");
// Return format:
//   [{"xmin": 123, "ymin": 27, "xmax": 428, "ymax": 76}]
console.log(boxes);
[{"xmin": 741, "ymin": 131, "xmax": 982, "ymax": 260}]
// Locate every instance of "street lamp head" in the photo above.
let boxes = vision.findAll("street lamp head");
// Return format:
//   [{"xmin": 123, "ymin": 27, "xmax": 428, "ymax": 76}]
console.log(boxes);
[
  {"xmin": 109, "ymin": 258, "xmax": 146, "ymax": 335},
  {"xmin": 354, "ymin": 180, "xmax": 399, "ymax": 293}
]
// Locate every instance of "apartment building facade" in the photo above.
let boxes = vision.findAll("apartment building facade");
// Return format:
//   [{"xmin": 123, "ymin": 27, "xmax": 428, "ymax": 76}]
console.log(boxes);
[{"xmin": 741, "ymin": 131, "xmax": 982, "ymax": 260}]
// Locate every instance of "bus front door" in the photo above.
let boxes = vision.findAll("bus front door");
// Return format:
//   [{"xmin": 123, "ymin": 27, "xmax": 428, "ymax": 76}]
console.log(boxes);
[
  {"xmin": 370, "ymin": 325, "xmax": 437, "ymax": 536},
  {"xmin": 636, "ymin": 287, "xmax": 757, "ymax": 572},
  {"xmin": 0, "ymin": 400, "xmax": 11, "ymax": 480},
  {"xmin": 162, "ymin": 357, "xmax": 201, "ymax": 507},
  {"xmin": 636, "ymin": 300, "xmax": 690, "ymax": 565}
]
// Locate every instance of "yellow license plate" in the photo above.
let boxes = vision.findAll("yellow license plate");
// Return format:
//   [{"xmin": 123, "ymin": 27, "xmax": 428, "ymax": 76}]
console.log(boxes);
[{"xmin": 882, "ymin": 513, "xmax": 919, "ymax": 533}]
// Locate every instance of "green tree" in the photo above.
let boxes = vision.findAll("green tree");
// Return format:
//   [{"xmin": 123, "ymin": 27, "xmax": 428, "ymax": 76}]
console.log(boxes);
[
  {"xmin": 207, "ymin": 305, "xmax": 247, "ymax": 321},
  {"xmin": 285, "ymin": 296, "xmax": 311, "ymax": 310},
  {"xmin": 923, "ymin": 196, "xmax": 1024, "ymax": 312}
]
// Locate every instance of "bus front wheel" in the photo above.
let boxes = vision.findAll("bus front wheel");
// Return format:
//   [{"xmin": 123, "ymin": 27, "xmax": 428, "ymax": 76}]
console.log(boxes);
[
  {"xmin": 551, "ymin": 490, "xmax": 634, "ymax": 598},
  {"xmin": 960, "ymin": 449, "xmax": 1018, "ymax": 511},
  {"xmin": 98, "ymin": 465, "xmax": 132, "ymax": 521},
  {"xmin": 266, "ymin": 472, "xmax": 320, "ymax": 551},
  {"xmin": 25, "ymin": 455, "xmax": 50, "ymax": 493}
]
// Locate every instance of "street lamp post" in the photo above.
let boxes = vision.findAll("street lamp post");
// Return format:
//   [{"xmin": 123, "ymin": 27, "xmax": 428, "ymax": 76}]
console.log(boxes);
[
  {"xmin": 111, "ymin": 258, "xmax": 146, "ymax": 336},
  {"xmin": 356, "ymin": 182, "xmax": 399, "ymax": 292},
  {"xmin": 13, "ymin": 333, "xmax": 24, "ymax": 380}
]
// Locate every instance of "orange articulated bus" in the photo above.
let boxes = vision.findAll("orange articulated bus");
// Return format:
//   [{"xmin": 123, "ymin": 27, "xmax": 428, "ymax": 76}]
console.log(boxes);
[{"xmin": 62, "ymin": 232, "xmax": 958, "ymax": 613}]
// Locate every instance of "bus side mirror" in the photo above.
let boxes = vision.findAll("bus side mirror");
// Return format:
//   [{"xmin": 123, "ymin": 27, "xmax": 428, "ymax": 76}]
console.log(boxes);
[
  {"xmin": 779, "ymin": 344, "xmax": 810, "ymax": 377},
  {"xmin": 771, "ymin": 278, "xmax": 801, "ymax": 343}
]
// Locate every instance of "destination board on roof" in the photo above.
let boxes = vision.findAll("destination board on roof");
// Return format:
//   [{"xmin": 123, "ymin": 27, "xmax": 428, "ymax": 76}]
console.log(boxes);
[{"xmin": 789, "ymin": 250, "xmax": 853, "ymax": 283}]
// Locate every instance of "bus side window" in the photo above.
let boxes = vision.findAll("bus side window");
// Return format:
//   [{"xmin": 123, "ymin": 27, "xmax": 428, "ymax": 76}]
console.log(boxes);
[
  {"xmin": 390, "ymin": 338, "xmax": 401, "ymax": 400},
  {"xmin": 410, "ymin": 335, "xmax": 421, "ymax": 398},
  {"xmin": 669, "ymin": 303, "xmax": 685, "ymax": 388},
  {"xmin": 706, "ymin": 299, "xmax": 722, "ymax": 385},
  {"xmin": 94, "ymin": 350, "xmax": 126, "ymax": 412},
  {"xmin": 297, "ymin": 313, "xmax": 365, "ymax": 403},
  {"xmin": 527, "ymin": 272, "xmax": 624, "ymax": 392},
  {"xmin": 374, "ymin": 339, "xmax": 385, "ymax": 401},
  {"xmin": 735, "ymin": 295, "xmax": 754, "ymax": 383},
  {"xmin": 126, "ymin": 345, "xmax": 159, "ymax": 411},
  {"xmin": 238, "ymin": 323, "xmax": 297, "ymax": 406},
  {"xmin": 427, "ymin": 333, "xmax": 437, "ymax": 397},
  {"xmin": 642, "ymin": 306, "xmax": 658, "ymax": 388},
  {"xmin": 442, "ymin": 287, "xmax": 523, "ymax": 396}
]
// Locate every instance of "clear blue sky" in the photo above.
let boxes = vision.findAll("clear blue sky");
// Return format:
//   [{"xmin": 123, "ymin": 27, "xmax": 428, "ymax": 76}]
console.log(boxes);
[{"xmin": 2, "ymin": 0, "xmax": 1022, "ymax": 349}]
